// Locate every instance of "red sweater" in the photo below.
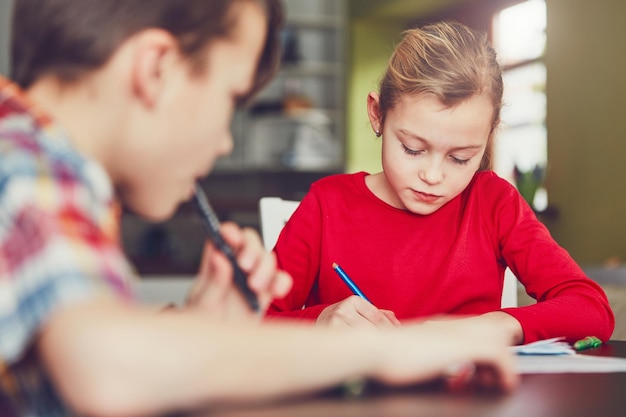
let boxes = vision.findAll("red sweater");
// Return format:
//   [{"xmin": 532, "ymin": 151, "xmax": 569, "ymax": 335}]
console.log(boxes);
[{"xmin": 267, "ymin": 171, "xmax": 614, "ymax": 343}]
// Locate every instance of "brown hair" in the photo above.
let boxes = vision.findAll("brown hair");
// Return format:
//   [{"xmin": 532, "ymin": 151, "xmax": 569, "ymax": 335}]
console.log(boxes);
[
  {"xmin": 10, "ymin": 0, "xmax": 283, "ymax": 103},
  {"xmin": 378, "ymin": 21, "xmax": 503, "ymax": 170}
]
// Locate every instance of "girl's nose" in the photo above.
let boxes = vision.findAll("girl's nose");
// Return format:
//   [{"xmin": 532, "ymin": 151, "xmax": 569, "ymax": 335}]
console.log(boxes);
[{"xmin": 418, "ymin": 157, "xmax": 444, "ymax": 185}]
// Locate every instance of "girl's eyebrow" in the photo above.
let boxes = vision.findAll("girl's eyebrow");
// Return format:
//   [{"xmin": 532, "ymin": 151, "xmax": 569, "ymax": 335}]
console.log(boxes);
[{"xmin": 398, "ymin": 129, "xmax": 484, "ymax": 152}]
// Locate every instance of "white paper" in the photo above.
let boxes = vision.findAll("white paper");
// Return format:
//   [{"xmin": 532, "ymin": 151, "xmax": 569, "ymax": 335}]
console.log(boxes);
[
  {"xmin": 516, "ymin": 354, "xmax": 626, "ymax": 374},
  {"xmin": 511, "ymin": 337, "xmax": 574, "ymax": 356}
]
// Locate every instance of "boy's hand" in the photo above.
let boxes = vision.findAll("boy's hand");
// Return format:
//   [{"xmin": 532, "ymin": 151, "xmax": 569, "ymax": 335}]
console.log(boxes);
[
  {"xmin": 185, "ymin": 222, "xmax": 292, "ymax": 320},
  {"xmin": 316, "ymin": 296, "xmax": 401, "ymax": 328},
  {"xmin": 419, "ymin": 312, "xmax": 524, "ymax": 345},
  {"xmin": 375, "ymin": 319, "xmax": 518, "ymax": 392}
]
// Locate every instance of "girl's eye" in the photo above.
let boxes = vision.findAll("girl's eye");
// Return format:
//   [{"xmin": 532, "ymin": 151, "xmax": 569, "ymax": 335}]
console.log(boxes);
[
  {"xmin": 450, "ymin": 155, "xmax": 470, "ymax": 165},
  {"xmin": 401, "ymin": 143, "xmax": 423, "ymax": 156}
]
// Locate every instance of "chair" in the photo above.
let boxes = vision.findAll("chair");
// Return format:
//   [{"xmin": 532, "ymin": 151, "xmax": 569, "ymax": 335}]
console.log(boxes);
[
  {"xmin": 502, "ymin": 269, "xmax": 518, "ymax": 308},
  {"xmin": 258, "ymin": 197, "xmax": 301, "ymax": 251},
  {"xmin": 258, "ymin": 196, "xmax": 518, "ymax": 308}
]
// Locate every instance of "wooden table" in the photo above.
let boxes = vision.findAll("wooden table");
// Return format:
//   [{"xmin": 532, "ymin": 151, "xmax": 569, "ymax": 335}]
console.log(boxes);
[{"xmin": 189, "ymin": 341, "xmax": 626, "ymax": 417}]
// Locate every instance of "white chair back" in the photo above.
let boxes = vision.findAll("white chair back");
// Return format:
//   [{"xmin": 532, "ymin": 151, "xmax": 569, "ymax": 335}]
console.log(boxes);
[{"xmin": 258, "ymin": 197, "xmax": 300, "ymax": 251}]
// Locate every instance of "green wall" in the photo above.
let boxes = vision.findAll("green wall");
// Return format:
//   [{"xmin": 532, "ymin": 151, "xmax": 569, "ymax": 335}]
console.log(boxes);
[
  {"xmin": 544, "ymin": 0, "xmax": 626, "ymax": 264},
  {"xmin": 346, "ymin": 0, "xmax": 626, "ymax": 265},
  {"xmin": 345, "ymin": 20, "xmax": 399, "ymax": 174}
]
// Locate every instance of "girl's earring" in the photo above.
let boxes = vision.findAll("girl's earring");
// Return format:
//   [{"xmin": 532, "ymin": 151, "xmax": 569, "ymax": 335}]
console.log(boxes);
[{"xmin": 375, "ymin": 130, "xmax": 381, "ymax": 137}]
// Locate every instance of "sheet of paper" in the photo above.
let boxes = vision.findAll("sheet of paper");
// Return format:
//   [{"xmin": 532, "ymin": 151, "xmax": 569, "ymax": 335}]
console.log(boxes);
[
  {"xmin": 516, "ymin": 354, "xmax": 626, "ymax": 374},
  {"xmin": 511, "ymin": 337, "xmax": 574, "ymax": 356}
]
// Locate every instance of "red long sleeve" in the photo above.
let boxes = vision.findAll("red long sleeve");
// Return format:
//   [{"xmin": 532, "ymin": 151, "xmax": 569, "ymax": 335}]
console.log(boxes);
[{"xmin": 267, "ymin": 171, "xmax": 614, "ymax": 343}]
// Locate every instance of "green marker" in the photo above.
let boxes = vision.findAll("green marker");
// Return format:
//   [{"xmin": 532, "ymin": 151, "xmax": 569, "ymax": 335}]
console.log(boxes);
[{"xmin": 573, "ymin": 336, "xmax": 602, "ymax": 351}]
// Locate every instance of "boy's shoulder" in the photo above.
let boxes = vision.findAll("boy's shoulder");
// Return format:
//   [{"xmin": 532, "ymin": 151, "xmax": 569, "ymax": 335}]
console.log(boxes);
[
  {"xmin": 0, "ymin": 112, "xmax": 109, "ymax": 204},
  {"xmin": 0, "ymin": 78, "xmax": 58, "ymax": 174},
  {"xmin": 0, "ymin": 114, "xmax": 47, "ymax": 182},
  {"xmin": 1, "ymin": 115, "xmax": 63, "ymax": 176}
]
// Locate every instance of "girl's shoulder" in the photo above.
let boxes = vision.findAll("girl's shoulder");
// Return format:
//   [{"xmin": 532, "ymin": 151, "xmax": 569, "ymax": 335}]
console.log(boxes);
[
  {"xmin": 311, "ymin": 171, "xmax": 368, "ymax": 193},
  {"xmin": 463, "ymin": 171, "xmax": 526, "ymax": 216},
  {"xmin": 466, "ymin": 171, "xmax": 532, "ymax": 225},
  {"xmin": 469, "ymin": 171, "xmax": 518, "ymax": 197}
]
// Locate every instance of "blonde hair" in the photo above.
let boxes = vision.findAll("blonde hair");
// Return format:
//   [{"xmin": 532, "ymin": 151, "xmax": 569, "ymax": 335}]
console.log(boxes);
[{"xmin": 378, "ymin": 21, "xmax": 503, "ymax": 170}]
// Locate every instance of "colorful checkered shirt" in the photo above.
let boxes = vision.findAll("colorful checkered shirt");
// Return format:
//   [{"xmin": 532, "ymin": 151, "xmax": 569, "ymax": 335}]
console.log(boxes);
[{"xmin": 0, "ymin": 76, "xmax": 136, "ymax": 416}]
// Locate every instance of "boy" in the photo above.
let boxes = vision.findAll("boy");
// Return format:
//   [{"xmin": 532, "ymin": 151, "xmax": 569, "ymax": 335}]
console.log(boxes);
[{"xmin": 0, "ymin": 1, "xmax": 516, "ymax": 416}]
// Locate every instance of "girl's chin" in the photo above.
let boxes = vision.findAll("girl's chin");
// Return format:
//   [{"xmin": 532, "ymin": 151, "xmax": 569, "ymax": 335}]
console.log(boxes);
[{"xmin": 404, "ymin": 200, "xmax": 442, "ymax": 216}]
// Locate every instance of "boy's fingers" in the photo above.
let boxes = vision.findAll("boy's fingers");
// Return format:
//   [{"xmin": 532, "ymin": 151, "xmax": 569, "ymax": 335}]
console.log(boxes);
[
  {"xmin": 220, "ymin": 224, "xmax": 262, "ymax": 271},
  {"xmin": 271, "ymin": 271, "xmax": 293, "ymax": 298},
  {"xmin": 247, "ymin": 250, "xmax": 277, "ymax": 291}
]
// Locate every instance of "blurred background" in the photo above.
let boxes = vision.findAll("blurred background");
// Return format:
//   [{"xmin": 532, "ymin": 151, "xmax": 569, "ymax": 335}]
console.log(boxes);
[{"xmin": 1, "ymin": 0, "xmax": 624, "ymax": 280}]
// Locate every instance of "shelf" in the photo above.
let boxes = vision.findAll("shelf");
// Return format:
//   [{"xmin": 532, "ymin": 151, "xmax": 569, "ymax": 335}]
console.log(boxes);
[
  {"xmin": 213, "ymin": 166, "xmax": 342, "ymax": 175},
  {"xmin": 248, "ymin": 108, "xmax": 341, "ymax": 123},
  {"xmin": 280, "ymin": 62, "xmax": 340, "ymax": 77}
]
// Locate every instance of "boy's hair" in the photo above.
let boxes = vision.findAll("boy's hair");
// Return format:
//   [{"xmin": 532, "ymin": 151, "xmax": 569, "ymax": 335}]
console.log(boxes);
[
  {"xmin": 378, "ymin": 21, "xmax": 503, "ymax": 170},
  {"xmin": 10, "ymin": 0, "xmax": 283, "ymax": 104}
]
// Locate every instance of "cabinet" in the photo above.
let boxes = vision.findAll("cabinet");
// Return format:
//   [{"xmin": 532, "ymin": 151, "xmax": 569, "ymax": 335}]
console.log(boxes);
[{"xmin": 122, "ymin": 0, "xmax": 347, "ymax": 276}]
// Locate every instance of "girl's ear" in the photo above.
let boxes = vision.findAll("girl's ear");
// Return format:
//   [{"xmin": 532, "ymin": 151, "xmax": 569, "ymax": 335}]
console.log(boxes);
[
  {"xmin": 129, "ymin": 29, "xmax": 179, "ymax": 108},
  {"xmin": 366, "ymin": 91, "xmax": 383, "ymax": 136}
]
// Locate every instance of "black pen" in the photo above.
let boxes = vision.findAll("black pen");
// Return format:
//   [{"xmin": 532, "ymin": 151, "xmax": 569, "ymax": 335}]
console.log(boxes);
[{"xmin": 192, "ymin": 184, "xmax": 260, "ymax": 313}]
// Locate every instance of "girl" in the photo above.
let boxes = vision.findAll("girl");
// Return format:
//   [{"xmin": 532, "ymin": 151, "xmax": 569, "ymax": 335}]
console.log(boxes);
[{"xmin": 267, "ymin": 21, "xmax": 614, "ymax": 345}]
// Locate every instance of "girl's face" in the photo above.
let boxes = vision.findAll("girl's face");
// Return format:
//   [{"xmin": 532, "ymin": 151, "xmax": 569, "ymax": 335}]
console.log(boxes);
[
  {"xmin": 367, "ymin": 92, "xmax": 493, "ymax": 215},
  {"xmin": 116, "ymin": 1, "xmax": 267, "ymax": 220}
]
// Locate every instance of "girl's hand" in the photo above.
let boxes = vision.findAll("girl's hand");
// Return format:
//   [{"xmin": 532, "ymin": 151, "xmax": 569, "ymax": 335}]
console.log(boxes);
[
  {"xmin": 316, "ymin": 296, "xmax": 401, "ymax": 328},
  {"xmin": 185, "ymin": 222, "xmax": 292, "ymax": 320}
]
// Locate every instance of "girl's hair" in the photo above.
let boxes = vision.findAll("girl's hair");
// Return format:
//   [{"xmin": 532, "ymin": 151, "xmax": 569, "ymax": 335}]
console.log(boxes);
[
  {"xmin": 10, "ymin": 0, "xmax": 283, "ymax": 104},
  {"xmin": 378, "ymin": 21, "xmax": 503, "ymax": 170}
]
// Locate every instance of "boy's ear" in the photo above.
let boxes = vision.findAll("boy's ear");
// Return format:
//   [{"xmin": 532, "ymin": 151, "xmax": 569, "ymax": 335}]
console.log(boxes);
[
  {"xmin": 366, "ymin": 91, "xmax": 382, "ymax": 134},
  {"xmin": 130, "ymin": 29, "xmax": 179, "ymax": 108}
]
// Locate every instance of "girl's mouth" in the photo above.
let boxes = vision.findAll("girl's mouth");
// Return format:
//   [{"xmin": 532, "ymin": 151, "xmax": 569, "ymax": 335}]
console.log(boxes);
[{"xmin": 414, "ymin": 190, "xmax": 441, "ymax": 203}]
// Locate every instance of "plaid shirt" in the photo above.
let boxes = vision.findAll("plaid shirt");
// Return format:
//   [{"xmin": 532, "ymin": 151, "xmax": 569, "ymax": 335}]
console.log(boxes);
[{"xmin": 0, "ymin": 76, "xmax": 136, "ymax": 416}]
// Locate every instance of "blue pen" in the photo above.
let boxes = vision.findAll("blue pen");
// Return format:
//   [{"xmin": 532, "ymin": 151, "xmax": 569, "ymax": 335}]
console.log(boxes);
[{"xmin": 332, "ymin": 262, "xmax": 371, "ymax": 304}]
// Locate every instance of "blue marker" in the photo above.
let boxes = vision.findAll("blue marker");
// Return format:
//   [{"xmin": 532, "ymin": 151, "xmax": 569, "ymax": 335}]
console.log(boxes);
[{"xmin": 332, "ymin": 262, "xmax": 371, "ymax": 304}]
